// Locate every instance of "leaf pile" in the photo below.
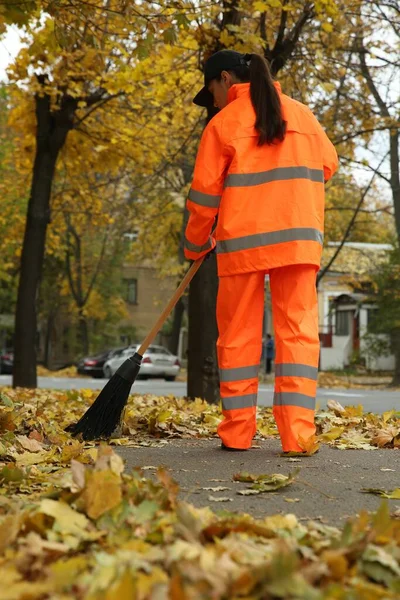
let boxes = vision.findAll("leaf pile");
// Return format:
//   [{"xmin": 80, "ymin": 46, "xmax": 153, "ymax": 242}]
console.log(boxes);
[
  {"xmin": 0, "ymin": 389, "xmax": 399, "ymax": 456},
  {"xmin": 0, "ymin": 445, "xmax": 400, "ymax": 599}
]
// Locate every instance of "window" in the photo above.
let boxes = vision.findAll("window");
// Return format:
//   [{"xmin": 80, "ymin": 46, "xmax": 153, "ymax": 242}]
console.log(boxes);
[
  {"xmin": 125, "ymin": 279, "xmax": 138, "ymax": 304},
  {"xmin": 336, "ymin": 310, "xmax": 351, "ymax": 336}
]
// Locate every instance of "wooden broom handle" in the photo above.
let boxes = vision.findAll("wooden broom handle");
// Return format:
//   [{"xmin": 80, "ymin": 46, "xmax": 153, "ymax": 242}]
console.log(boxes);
[{"xmin": 138, "ymin": 257, "xmax": 205, "ymax": 356}]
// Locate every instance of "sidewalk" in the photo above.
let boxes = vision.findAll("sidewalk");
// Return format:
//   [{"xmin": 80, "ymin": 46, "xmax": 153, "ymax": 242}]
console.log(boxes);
[{"xmin": 118, "ymin": 439, "xmax": 400, "ymax": 524}]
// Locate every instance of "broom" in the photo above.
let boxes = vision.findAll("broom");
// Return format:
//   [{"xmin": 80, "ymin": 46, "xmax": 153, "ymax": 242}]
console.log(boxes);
[{"xmin": 66, "ymin": 257, "xmax": 204, "ymax": 440}]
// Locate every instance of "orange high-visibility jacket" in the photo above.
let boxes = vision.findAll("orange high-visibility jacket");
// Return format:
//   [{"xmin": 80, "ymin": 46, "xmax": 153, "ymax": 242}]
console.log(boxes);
[{"xmin": 184, "ymin": 82, "xmax": 338, "ymax": 275}]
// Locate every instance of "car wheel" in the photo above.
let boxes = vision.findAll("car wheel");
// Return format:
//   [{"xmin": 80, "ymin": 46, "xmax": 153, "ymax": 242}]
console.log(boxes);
[
  {"xmin": 104, "ymin": 366, "xmax": 113, "ymax": 379},
  {"xmin": 164, "ymin": 376, "xmax": 176, "ymax": 382}
]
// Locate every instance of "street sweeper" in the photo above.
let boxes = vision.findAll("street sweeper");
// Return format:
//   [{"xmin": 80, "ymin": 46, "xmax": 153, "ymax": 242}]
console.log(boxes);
[{"xmin": 184, "ymin": 50, "xmax": 338, "ymax": 452}]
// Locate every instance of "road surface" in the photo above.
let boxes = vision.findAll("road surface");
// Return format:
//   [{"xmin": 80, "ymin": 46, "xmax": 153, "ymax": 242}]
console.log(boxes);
[{"xmin": 0, "ymin": 376, "xmax": 398, "ymax": 413}]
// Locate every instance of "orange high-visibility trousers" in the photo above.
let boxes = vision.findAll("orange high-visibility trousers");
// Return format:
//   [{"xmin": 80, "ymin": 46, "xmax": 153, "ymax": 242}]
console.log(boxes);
[{"xmin": 217, "ymin": 264, "xmax": 319, "ymax": 451}]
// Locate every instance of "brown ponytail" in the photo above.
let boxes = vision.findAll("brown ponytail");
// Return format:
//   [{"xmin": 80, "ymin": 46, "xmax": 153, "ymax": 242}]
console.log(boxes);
[{"xmin": 245, "ymin": 53, "xmax": 286, "ymax": 146}]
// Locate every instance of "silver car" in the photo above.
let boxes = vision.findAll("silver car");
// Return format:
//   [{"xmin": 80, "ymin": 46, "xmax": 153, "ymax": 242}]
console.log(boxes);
[{"xmin": 103, "ymin": 344, "xmax": 180, "ymax": 381}]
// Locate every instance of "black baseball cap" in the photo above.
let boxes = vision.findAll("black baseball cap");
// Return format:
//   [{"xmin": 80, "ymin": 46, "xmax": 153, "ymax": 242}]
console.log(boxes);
[{"xmin": 193, "ymin": 50, "xmax": 248, "ymax": 107}]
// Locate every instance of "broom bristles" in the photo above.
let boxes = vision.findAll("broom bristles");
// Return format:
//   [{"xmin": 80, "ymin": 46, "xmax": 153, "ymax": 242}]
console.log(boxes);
[{"xmin": 66, "ymin": 354, "xmax": 142, "ymax": 441}]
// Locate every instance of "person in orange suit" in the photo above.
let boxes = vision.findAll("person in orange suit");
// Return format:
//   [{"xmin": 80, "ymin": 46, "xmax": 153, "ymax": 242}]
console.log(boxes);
[{"xmin": 184, "ymin": 50, "xmax": 338, "ymax": 452}]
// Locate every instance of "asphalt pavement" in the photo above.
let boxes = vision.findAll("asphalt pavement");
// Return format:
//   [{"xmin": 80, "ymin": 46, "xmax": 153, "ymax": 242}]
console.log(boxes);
[
  {"xmin": 1, "ymin": 374, "xmax": 399, "ymax": 522},
  {"xmin": 118, "ymin": 439, "xmax": 400, "ymax": 524},
  {"xmin": 0, "ymin": 376, "xmax": 399, "ymax": 413}
]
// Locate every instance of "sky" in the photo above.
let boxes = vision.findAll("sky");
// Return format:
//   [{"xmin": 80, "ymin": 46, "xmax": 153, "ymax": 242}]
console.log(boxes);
[{"xmin": 0, "ymin": 25, "xmax": 23, "ymax": 81}]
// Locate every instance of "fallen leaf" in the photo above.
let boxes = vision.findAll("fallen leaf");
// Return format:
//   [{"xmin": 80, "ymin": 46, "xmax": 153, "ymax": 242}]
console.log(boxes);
[
  {"xmin": 298, "ymin": 434, "xmax": 319, "ymax": 455},
  {"xmin": 234, "ymin": 470, "xmax": 299, "ymax": 493},
  {"xmin": 14, "ymin": 449, "xmax": 56, "ymax": 466},
  {"xmin": 0, "ymin": 393, "xmax": 14, "ymax": 408},
  {"xmin": 81, "ymin": 469, "xmax": 122, "ymax": 519},
  {"xmin": 70, "ymin": 459, "xmax": 86, "ymax": 493},
  {"xmin": 208, "ymin": 496, "xmax": 233, "ymax": 502},
  {"xmin": 372, "ymin": 426, "xmax": 400, "ymax": 448},
  {"xmin": 361, "ymin": 488, "xmax": 400, "ymax": 499},
  {"xmin": 16, "ymin": 435, "xmax": 44, "ymax": 452},
  {"xmin": 318, "ymin": 427, "xmax": 344, "ymax": 443},
  {"xmin": 0, "ymin": 464, "xmax": 25, "ymax": 483},
  {"xmin": 60, "ymin": 439, "xmax": 84, "ymax": 462},
  {"xmin": 38, "ymin": 499, "xmax": 90, "ymax": 537},
  {"xmin": 28, "ymin": 430, "xmax": 43, "ymax": 443},
  {"xmin": 327, "ymin": 399, "xmax": 346, "ymax": 416},
  {"xmin": 0, "ymin": 514, "xmax": 21, "ymax": 553},
  {"xmin": 202, "ymin": 486, "xmax": 231, "ymax": 492}
]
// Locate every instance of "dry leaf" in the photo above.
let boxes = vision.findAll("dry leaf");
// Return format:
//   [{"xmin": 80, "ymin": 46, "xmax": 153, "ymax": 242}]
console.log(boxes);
[
  {"xmin": 237, "ymin": 489, "xmax": 261, "ymax": 496},
  {"xmin": 298, "ymin": 434, "xmax": 320, "ymax": 455},
  {"xmin": 70, "ymin": 459, "xmax": 86, "ymax": 493},
  {"xmin": 38, "ymin": 499, "xmax": 90, "ymax": 537},
  {"xmin": 362, "ymin": 488, "xmax": 400, "ymax": 500},
  {"xmin": 0, "ymin": 514, "xmax": 21, "ymax": 554},
  {"xmin": 372, "ymin": 427, "xmax": 400, "ymax": 448},
  {"xmin": 208, "ymin": 496, "xmax": 233, "ymax": 502},
  {"xmin": 16, "ymin": 435, "xmax": 43, "ymax": 452},
  {"xmin": 327, "ymin": 399, "xmax": 346, "ymax": 416},
  {"xmin": 81, "ymin": 469, "xmax": 122, "ymax": 519}
]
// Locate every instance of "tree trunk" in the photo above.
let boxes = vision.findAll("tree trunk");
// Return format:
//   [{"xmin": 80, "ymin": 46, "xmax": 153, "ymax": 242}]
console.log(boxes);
[
  {"xmin": 44, "ymin": 312, "xmax": 54, "ymax": 369},
  {"xmin": 13, "ymin": 148, "xmax": 58, "ymax": 387},
  {"xmin": 389, "ymin": 129, "xmax": 400, "ymax": 244},
  {"xmin": 13, "ymin": 85, "xmax": 76, "ymax": 388},
  {"xmin": 78, "ymin": 310, "xmax": 90, "ymax": 357},
  {"xmin": 187, "ymin": 256, "xmax": 219, "ymax": 403},
  {"xmin": 169, "ymin": 297, "xmax": 185, "ymax": 355},
  {"xmin": 391, "ymin": 328, "xmax": 400, "ymax": 387},
  {"xmin": 170, "ymin": 207, "xmax": 189, "ymax": 356}
]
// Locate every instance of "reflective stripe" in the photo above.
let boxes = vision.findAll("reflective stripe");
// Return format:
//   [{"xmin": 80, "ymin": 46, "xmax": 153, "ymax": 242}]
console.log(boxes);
[
  {"xmin": 225, "ymin": 166, "xmax": 324, "ymax": 188},
  {"xmin": 222, "ymin": 393, "xmax": 257, "ymax": 410},
  {"xmin": 275, "ymin": 363, "xmax": 318, "ymax": 380},
  {"xmin": 273, "ymin": 392, "xmax": 315, "ymax": 410},
  {"xmin": 184, "ymin": 236, "xmax": 212, "ymax": 253},
  {"xmin": 188, "ymin": 188, "xmax": 221, "ymax": 208},
  {"xmin": 217, "ymin": 228, "xmax": 323, "ymax": 254},
  {"xmin": 219, "ymin": 364, "xmax": 260, "ymax": 382}
]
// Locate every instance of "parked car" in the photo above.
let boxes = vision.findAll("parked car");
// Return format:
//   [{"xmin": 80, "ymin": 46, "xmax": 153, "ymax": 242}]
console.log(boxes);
[
  {"xmin": 103, "ymin": 344, "xmax": 180, "ymax": 381},
  {"xmin": 0, "ymin": 350, "xmax": 13, "ymax": 374},
  {"xmin": 77, "ymin": 347, "xmax": 127, "ymax": 378}
]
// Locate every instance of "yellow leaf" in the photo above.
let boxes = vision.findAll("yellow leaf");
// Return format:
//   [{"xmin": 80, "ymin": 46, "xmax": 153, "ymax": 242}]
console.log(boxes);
[
  {"xmin": 105, "ymin": 570, "xmax": 136, "ymax": 600},
  {"xmin": 318, "ymin": 427, "xmax": 344, "ymax": 442},
  {"xmin": 82, "ymin": 469, "xmax": 122, "ymax": 519},
  {"xmin": 14, "ymin": 448, "xmax": 56, "ymax": 466},
  {"xmin": 372, "ymin": 427, "xmax": 399, "ymax": 448},
  {"xmin": 298, "ymin": 434, "xmax": 320, "ymax": 455},
  {"xmin": 50, "ymin": 556, "xmax": 89, "ymax": 590},
  {"xmin": 321, "ymin": 550, "xmax": 348, "ymax": 580},
  {"xmin": 322, "ymin": 22, "xmax": 333, "ymax": 33},
  {"xmin": 0, "ymin": 514, "xmax": 21, "ymax": 554},
  {"xmin": 38, "ymin": 499, "xmax": 90, "ymax": 537},
  {"xmin": 60, "ymin": 439, "xmax": 85, "ymax": 462}
]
